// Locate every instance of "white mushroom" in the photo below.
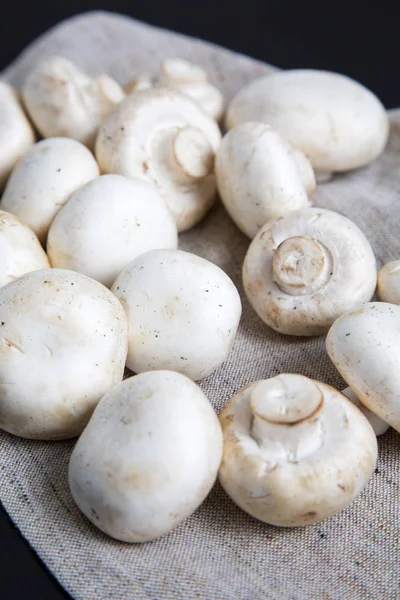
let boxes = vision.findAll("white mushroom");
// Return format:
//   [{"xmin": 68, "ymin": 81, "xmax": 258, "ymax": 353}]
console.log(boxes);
[
  {"xmin": 95, "ymin": 87, "xmax": 221, "ymax": 232},
  {"xmin": 326, "ymin": 302, "xmax": 400, "ymax": 433},
  {"xmin": 111, "ymin": 249, "xmax": 242, "ymax": 380},
  {"xmin": 47, "ymin": 174, "xmax": 178, "ymax": 287},
  {"xmin": 376, "ymin": 260, "xmax": 400, "ymax": 305},
  {"xmin": 0, "ymin": 137, "xmax": 99, "ymax": 244},
  {"xmin": 219, "ymin": 373, "xmax": 377, "ymax": 526},
  {"xmin": 243, "ymin": 208, "xmax": 377, "ymax": 336},
  {"xmin": 0, "ymin": 210, "xmax": 49, "ymax": 288},
  {"xmin": 0, "ymin": 268, "xmax": 127, "ymax": 440},
  {"xmin": 0, "ymin": 82, "xmax": 35, "ymax": 189},
  {"xmin": 69, "ymin": 370, "xmax": 222, "ymax": 542},
  {"xmin": 341, "ymin": 386, "xmax": 389, "ymax": 436},
  {"xmin": 125, "ymin": 58, "xmax": 224, "ymax": 122},
  {"xmin": 291, "ymin": 148, "xmax": 317, "ymax": 196},
  {"xmin": 22, "ymin": 56, "xmax": 125, "ymax": 149},
  {"xmin": 226, "ymin": 70, "xmax": 389, "ymax": 176},
  {"xmin": 215, "ymin": 122, "xmax": 313, "ymax": 238}
]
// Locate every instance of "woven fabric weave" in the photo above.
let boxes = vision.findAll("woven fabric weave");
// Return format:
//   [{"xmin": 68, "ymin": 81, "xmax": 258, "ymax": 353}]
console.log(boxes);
[{"xmin": 0, "ymin": 11, "xmax": 399, "ymax": 600}]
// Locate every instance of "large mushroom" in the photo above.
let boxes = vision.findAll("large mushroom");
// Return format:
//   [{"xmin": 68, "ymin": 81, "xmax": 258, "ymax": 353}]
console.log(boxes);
[
  {"xmin": 0, "ymin": 137, "xmax": 99, "ymax": 244},
  {"xmin": 226, "ymin": 70, "xmax": 389, "ymax": 179},
  {"xmin": 243, "ymin": 208, "xmax": 377, "ymax": 336},
  {"xmin": 219, "ymin": 373, "xmax": 377, "ymax": 526},
  {"xmin": 111, "ymin": 249, "xmax": 242, "ymax": 380},
  {"xmin": 22, "ymin": 56, "xmax": 125, "ymax": 149},
  {"xmin": 215, "ymin": 122, "xmax": 314, "ymax": 238},
  {"xmin": 0, "ymin": 82, "xmax": 35, "ymax": 189},
  {"xmin": 0, "ymin": 268, "xmax": 127, "ymax": 440},
  {"xmin": 47, "ymin": 174, "xmax": 178, "ymax": 287},
  {"xmin": 95, "ymin": 87, "xmax": 221, "ymax": 232},
  {"xmin": 69, "ymin": 370, "xmax": 223, "ymax": 542}
]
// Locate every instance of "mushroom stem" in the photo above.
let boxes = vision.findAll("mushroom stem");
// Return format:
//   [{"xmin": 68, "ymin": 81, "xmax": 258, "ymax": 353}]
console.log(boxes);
[
  {"xmin": 249, "ymin": 375, "xmax": 324, "ymax": 462},
  {"xmin": 272, "ymin": 236, "xmax": 333, "ymax": 296}
]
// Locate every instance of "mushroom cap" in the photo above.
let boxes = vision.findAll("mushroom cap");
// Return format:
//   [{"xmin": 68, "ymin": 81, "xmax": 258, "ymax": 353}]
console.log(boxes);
[
  {"xmin": 0, "ymin": 82, "xmax": 35, "ymax": 189},
  {"xmin": 95, "ymin": 87, "xmax": 221, "ymax": 232},
  {"xmin": 376, "ymin": 260, "xmax": 400, "ymax": 305},
  {"xmin": 0, "ymin": 210, "xmax": 50, "ymax": 287},
  {"xmin": 215, "ymin": 122, "xmax": 312, "ymax": 238},
  {"xmin": 69, "ymin": 370, "xmax": 223, "ymax": 542},
  {"xmin": 291, "ymin": 148, "xmax": 317, "ymax": 196},
  {"xmin": 111, "ymin": 249, "xmax": 242, "ymax": 380},
  {"xmin": 22, "ymin": 56, "xmax": 125, "ymax": 149},
  {"xmin": 326, "ymin": 302, "xmax": 400, "ymax": 432},
  {"xmin": 226, "ymin": 69, "xmax": 389, "ymax": 172},
  {"xmin": 47, "ymin": 174, "xmax": 178, "ymax": 287},
  {"xmin": 243, "ymin": 207, "xmax": 377, "ymax": 336},
  {"xmin": 341, "ymin": 386, "xmax": 389, "ymax": 436},
  {"xmin": 0, "ymin": 137, "xmax": 99, "ymax": 244},
  {"xmin": 0, "ymin": 268, "xmax": 127, "ymax": 440},
  {"xmin": 219, "ymin": 374, "xmax": 377, "ymax": 527}
]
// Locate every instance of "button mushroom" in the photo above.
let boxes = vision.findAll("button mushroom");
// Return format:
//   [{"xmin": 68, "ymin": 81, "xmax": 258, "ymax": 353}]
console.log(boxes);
[
  {"xmin": 326, "ymin": 302, "xmax": 400, "ymax": 433},
  {"xmin": 219, "ymin": 373, "xmax": 377, "ymax": 527},
  {"xmin": 0, "ymin": 268, "xmax": 128, "ymax": 440},
  {"xmin": 111, "ymin": 249, "xmax": 242, "ymax": 380},
  {"xmin": 47, "ymin": 174, "xmax": 178, "ymax": 287},
  {"xmin": 0, "ymin": 83, "xmax": 35, "ymax": 189},
  {"xmin": 215, "ymin": 122, "xmax": 313, "ymax": 238},
  {"xmin": 0, "ymin": 210, "xmax": 49, "ymax": 288},
  {"xmin": 226, "ymin": 70, "xmax": 389, "ymax": 179},
  {"xmin": 243, "ymin": 208, "xmax": 377, "ymax": 336},
  {"xmin": 376, "ymin": 260, "xmax": 400, "ymax": 305},
  {"xmin": 95, "ymin": 87, "xmax": 221, "ymax": 232},
  {"xmin": 69, "ymin": 370, "xmax": 222, "ymax": 542},
  {"xmin": 0, "ymin": 137, "xmax": 99, "ymax": 244},
  {"xmin": 22, "ymin": 56, "xmax": 125, "ymax": 149}
]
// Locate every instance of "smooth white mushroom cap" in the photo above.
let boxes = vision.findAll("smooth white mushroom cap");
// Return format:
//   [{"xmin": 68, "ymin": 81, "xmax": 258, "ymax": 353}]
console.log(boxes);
[
  {"xmin": 243, "ymin": 208, "xmax": 377, "ymax": 336},
  {"xmin": 226, "ymin": 69, "xmax": 389, "ymax": 172},
  {"xmin": 292, "ymin": 148, "xmax": 317, "ymax": 196},
  {"xmin": 341, "ymin": 386, "xmax": 389, "ymax": 436},
  {"xmin": 0, "ymin": 83, "xmax": 35, "ymax": 189},
  {"xmin": 0, "ymin": 137, "xmax": 99, "ymax": 244},
  {"xmin": 219, "ymin": 374, "xmax": 377, "ymax": 527},
  {"xmin": 376, "ymin": 260, "xmax": 400, "ymax": 305},
  {"xmin": 0, "ymin": 268, "xmax": 127, "ymax": 440},
  {"xmin": 95, "ymin": 87, "xmax": 221, "ymax": 232},
  {"xmin": 111, "ymin": 249, "xmax": 242, "ymax": 380},
  {"xmin": 22, "ymin": 56, "xmax": 125, "ymax": 149},
  {"xmin": 215, "ymin": 122, "xmax": 312, "ymax": 238},
  {"xmin": 69, "ymin": 370, "xmax": 223, "ymax": 542},
  {"xmin": 0, "ymin": 210, "xmax": 49, "ymax": 287},
  {"xmin": 326, "ymin": 302, "xmax": 400, "ymax": 432},
  {"xmin": 47, "ymin": 174, "xmax": 178, "ymax": 287}
]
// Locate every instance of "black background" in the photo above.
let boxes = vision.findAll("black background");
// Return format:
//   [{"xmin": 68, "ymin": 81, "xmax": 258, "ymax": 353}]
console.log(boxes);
[{"xmin": 0, "ymin": 1, "xmax": 398, "ymax": 599}]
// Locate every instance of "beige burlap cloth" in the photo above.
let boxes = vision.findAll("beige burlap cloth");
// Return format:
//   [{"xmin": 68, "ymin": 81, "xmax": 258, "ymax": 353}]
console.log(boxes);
[{"xmin": 0, "ymin": 10, "xmax": 399, "ymax": 600}]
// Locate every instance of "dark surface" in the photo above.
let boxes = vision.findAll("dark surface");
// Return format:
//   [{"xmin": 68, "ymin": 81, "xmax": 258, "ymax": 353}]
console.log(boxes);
[{"xmin": 0, "ymin": 1, "xmax": 397, "ymax": 599}]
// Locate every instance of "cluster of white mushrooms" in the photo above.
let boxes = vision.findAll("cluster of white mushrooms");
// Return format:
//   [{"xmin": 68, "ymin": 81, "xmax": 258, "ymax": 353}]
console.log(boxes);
[{"xmin": 0, "ymin": 54, "xmax": 398, "ymax": 542}]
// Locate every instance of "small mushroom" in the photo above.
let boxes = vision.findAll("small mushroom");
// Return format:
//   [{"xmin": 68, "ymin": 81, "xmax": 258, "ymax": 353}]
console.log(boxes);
[
  {"xmin": 218, "ymin": 374, "xmax": 377, "ymax": 526},
  {"xmin": 376, "ymin": 260, "xmax": 400, "ymax": 305},
  {"xmin": 226, "ymin": 70, "xmax": 389, "ymax": 177},
  {"xmin": 0, "ymin": 268, "xmax": 128, "ymax": 440},
  {"xmin": 0, "ymin": 82, "xmax": 35, "ymax": 189},
  {"xmin": 22, "ymin": 56, "xmax": 125, "ymax": 149},
  {"xmin": 47, "ymin": 174, "xmax": 178, "ymax": 287},
  {"xmin": 341, "ymin": 387, "xmax": 389, "ymax": 436},
  {"xmin": 69, "ymin": 370, "xmax": 223, "ymax": 542},
  {"xmin": 125, "ymin": 58, "xmax": 224, "ymax": 122},
  {"xmin": 1, "ymin": 137, "xmax": 99, "ymax": 244},
  {"xmin": 0, "ymin": 210, "xmax": 50, "ymax": 288},
  {"xmin": 326, "ymin": 302, "xmax": 400, "ymax": 432},
  {"xmin": 215, "ymin": 122, "xmax": 313, "ymax": 238},
  {"xmin": 95, "ymin": 87, "xmax": 221, "ymax": 232},
  {"xmin": 243, "ymin": 208, "xmax": 377, "ymax": 336},
  {"xmin": 111, "ymin": 249, "xmax": 242, "ymax": 380}
]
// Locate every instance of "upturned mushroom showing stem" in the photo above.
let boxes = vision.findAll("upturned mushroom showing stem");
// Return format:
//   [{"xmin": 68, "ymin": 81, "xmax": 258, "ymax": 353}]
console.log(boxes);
[
  {"xmin": 219, "ymin": 374, "xmax": 377, "ymax": 527},
  {"xmin": 243, "ymin": 208, "xmax": 377, "ymax": 336}
]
